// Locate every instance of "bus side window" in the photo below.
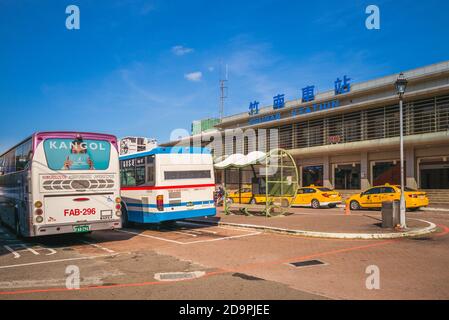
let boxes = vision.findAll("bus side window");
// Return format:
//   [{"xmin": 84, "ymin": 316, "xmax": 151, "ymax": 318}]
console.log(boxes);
[
  {"xmin": 0, "ymin": 156, "xmax": 4, "ymax": 175},
  {"xmin": 121, "ymin": 168, "xmax": 136, "ymax": 187},
  {"xmin": 136, "ymin": 166, "xmax": 145, "ymax": 186},
  {"xmin": 15, "ymin": 139, "xmax": 32, "ymax": 171},
  {"xmin": 146, "ymin": 155, "xmax": 155, "ymax": 186}
]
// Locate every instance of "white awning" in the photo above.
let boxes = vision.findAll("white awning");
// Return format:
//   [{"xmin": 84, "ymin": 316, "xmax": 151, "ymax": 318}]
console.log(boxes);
[{"xmin": 214, "ymin": 151, "xmax": 266, "ymax": 169}]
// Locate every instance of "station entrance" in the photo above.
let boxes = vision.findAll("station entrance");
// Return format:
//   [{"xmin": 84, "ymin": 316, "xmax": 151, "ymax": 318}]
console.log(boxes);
[{"xmin": 420, "ymin": 160, "xmax": 449, "ymax": 189}]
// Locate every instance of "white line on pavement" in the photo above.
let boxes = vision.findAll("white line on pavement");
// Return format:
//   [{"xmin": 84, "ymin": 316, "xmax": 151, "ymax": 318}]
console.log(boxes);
[
  {"xmin": 116, "ymin": 229, "xmax": 184, "ymax": 244},
  {"xmin": 0, "ymin": 253, "xmax": 119, "ymax": 270},
  {"xmin": 19, "ymin": 244, "xmax": 39, "ymax": 255},
  {"xmin": 81, "ymin": 240, "xmax": 116, "ymax": 254},
  {"xmin": 35, "ymin": 246, "xmax": 57, "ymax": 256},
  {"xmin": 3, "ymin": 245, "xmax": 20, "ymax": 259},
  {"xmin": 116, "ymin": 228, "xmax": 261, "ymax": 245},
  {"xmin": 171, "ymin": 231, "xmax": 198, "ymax": 237},
  {"xmin": 183, "ymin": 231, "xmax": 261, "ymax": 245}
]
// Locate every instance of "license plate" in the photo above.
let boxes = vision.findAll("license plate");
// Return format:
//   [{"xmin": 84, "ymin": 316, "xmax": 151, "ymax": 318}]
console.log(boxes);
[{"xmin": 73, "ymin": 225, "xmax": 90, "ymax": 233}]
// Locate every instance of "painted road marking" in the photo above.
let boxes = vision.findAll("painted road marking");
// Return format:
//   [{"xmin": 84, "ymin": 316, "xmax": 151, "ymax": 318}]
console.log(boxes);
[
  {"xmin": 81, "ymin": 240, "xmax": 116, "ymax": 254},
  {"xmin": 3, "ymin": 245, "xmax": 21, "ymax": 259},
  {"xmin": 117, "ymin": 229, "xmax": 184, "ymax": 244},
  {"xmin": 0, "ymin": 253, "xmax": 119, "ymax": 270},
  {"xmin": 2, "ymin": 243, "xmax": 58, "ymax": 258},
  {"xmin": 171, "ymin": 230, "xmax": 198, "ymax": 237},
  {"xmin": 0, "ymin": 270, "xmax": 124, "ymax": 289},
  {"xmin": 35, "ymin": 246, "xmax": 57, "ymax": 256},
  {"xmin": 19, "ymin": 244, "xmax": 39, "ymax": 255},
  {"xmin": 183, "ymin": 231, "xmax": 261, "ymax": 244},
  {"xmin": 116, "ymin": 228, "xmax": 261, "ymax": 245}
]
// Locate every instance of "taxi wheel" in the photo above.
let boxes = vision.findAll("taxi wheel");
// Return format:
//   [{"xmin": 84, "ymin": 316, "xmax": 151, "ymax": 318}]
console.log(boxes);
[
  {"xmin": 227, "ymin": 198, "xmax": 234, "ymax": 204},
  {"xmin": 311, "ymin": 199, "xmax": 320, "ymax": 209},
  {"xmin": 350, "ymin": 200, "xmax": 361, "ymax": 211},
  {"xmin": 250, "ymin": 198, "xmax": 256, "ymax": 205}
]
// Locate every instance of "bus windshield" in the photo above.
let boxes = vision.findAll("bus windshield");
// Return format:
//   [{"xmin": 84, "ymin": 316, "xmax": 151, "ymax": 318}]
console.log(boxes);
[{"xmin": 43, "ymin": 138, "xmax": 111, "ymax": 170}]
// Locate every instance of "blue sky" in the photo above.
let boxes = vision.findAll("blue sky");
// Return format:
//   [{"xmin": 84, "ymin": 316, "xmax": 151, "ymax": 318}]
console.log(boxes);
[{"xmin": 1, "ymin": 0, "xmax": 449, "ymax": 152}]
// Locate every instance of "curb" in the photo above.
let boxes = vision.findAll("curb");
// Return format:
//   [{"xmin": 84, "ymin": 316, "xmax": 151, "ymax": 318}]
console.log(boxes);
[{"xmin": 186, "ymin": 218, "xmax": 438, "ymax": 240}]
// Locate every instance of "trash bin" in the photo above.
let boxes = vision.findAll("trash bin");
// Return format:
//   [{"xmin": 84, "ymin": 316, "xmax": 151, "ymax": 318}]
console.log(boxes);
[{"xmin": 381, "ymin": 200, "xmax": 400, "ymax": 228}]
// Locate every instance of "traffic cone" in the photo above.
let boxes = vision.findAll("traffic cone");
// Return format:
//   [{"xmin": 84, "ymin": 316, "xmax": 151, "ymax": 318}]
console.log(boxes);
[{"xmin": 345, "ymin": 202, "xmax": 351, "ymax": 216}]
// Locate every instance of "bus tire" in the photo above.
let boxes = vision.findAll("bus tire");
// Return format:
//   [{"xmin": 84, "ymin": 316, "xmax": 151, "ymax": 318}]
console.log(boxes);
[
  {"xmin": 121, "ymin": 204, "xmax": 131, "ymax": 228},
  {"xmin": 14, "ymin": 212, "xmax": 23, "ymax": 238},
  {"xmin": 311, "ymin": 199, "xmax": 320, "ymax": 209},
  {"xmin": 350, "ymin": 200, "xmax": 361, "ymax": 211}
]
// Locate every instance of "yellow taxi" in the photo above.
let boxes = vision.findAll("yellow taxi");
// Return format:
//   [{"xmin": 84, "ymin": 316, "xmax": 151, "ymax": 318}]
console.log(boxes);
[
  {"xmin": 292, "ymin": 186, "xmax": 342, "ymax": 209},
  {"xmin": 227, "ymin": 188, "xmax": 265, "ymax": 204},
  {"xmin": 346, "ymin": 184, "xmax": 429, "ymax": 211}
]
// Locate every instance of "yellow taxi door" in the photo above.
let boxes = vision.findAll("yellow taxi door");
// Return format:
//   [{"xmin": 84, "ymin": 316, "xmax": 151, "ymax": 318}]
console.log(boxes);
[
  {"xmin": 380, "ymin": 186, "xmax": 397, "ymax": 206},
  {"xmin": 360, "ymin": 187, "xmax": 382, "ymax": 208},
  {"xmin": 294, "ymin": 189, "xmax": 307, "ymax": 205},
  {"xmin": 239, "ymin": 189, "xmax": 252, "ymax": 204},
  {"xmin": 301, "ymin": 188, "xmax": 315, "ymax": 206}
]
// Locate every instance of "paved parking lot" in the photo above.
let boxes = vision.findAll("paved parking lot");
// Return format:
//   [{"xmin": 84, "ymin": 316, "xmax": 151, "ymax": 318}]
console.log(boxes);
[{"xmin": 0, "ymin": 208, "xmax": 449, "ymax": 300}]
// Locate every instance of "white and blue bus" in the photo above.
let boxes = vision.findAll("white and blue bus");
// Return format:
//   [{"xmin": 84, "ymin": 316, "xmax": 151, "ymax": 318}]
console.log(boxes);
[
  {"xmin": 0, "ymin": 132, "xmax": 122, "ymax": 237},
  {"xmin": 119, "ymin": 147, "xmax": 216, "ymax": 224}
]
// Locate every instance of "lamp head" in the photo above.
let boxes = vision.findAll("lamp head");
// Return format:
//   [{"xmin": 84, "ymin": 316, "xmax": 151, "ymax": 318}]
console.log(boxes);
[{"xmin": 395, "ymin": 72, "xmax": 408, "ymax": 96}]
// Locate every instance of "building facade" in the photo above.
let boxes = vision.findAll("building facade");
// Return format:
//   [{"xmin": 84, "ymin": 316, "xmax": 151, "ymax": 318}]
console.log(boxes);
[
  {"xmin": 119, "ymin": 136, "xmax": 158, "ymax": 155},
  {"xmin": 162, "ymin": 61, "xmax": 449, "ymax": 204},
  {"xmin": 191, "ymin": 118, "xmax": 221, "ymax": 135}
]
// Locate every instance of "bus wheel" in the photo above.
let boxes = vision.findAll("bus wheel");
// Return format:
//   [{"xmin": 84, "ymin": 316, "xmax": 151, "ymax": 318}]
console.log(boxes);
[
  {"xmin": 121, "ymin": 205, "xmax": 131, "ymax": 228},
  {"xmin": 350, "ymin": 200, "xmax": 361, "ymax": 211},
  {"xmin": 311, "ymin": 199, "xmax": 320, "ymax": 209},
  {"xmin": 14, "ymin": 213, "xmax": 23, "ymax": 238}
]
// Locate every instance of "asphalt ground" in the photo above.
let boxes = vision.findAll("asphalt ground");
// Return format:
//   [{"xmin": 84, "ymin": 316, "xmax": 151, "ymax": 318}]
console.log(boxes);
[{"xmin": 0, "ymin": 208, "xmax": 448, "ymax": 300}]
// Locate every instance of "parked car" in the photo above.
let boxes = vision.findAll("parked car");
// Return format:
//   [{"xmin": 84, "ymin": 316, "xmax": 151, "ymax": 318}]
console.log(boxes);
[
  {"xmin": 345, "ymin": 184, "xmax": 429, "ymax": 211},
  {"xmin": 292, "ymin": 186, "xmax": 342, "ymax": 209},
  {"xmin": 227, "ymin": 188, "xmax": 260, "ymax": 204}
]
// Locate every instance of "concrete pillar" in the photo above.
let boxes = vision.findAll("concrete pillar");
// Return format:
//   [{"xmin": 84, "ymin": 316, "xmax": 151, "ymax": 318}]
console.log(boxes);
[
  {"xmin": 323, "ymin": 155, "xmax": 332, "ymax": 188},
  {"xmin": 406, "ymin": 148, "xmax": 417, "ymax": 189},
  {"xmin": 361, "ymin": 152, "xmax": 370, "ymax": 190}
]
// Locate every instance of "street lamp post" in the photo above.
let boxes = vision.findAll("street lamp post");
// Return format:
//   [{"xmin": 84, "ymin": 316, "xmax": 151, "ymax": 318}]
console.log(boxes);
[{"xmin": 395, "ymin": 73, "xmax": 408, "ymax": 229}]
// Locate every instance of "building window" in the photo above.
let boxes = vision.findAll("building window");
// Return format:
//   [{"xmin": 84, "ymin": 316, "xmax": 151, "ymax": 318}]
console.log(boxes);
[
  {"xmin": 342, "ymin": 113, "xmax": 361, "ymax": 143},
  {"xmin": 419, "ymin": 159, "xmax": 449, "ymax": 189},
  {"xmin": 372, "ymin": 161, "xmax": 404, "ymax": 186},
  {"xmin": 302, "ymin": 165, "xmax": 323, "ymax": 187},
  {"xmin": 334, "ymin": 164, "xmax": 361, "ymax": 190},
  {"xmin": 279, "ymin": 125, "xmax": 293, "ymax": 149}
]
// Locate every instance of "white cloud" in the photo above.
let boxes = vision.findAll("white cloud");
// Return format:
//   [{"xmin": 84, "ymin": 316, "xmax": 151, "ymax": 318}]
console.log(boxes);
[
  {"xmin": 172, "ymin": 45, "xmax": 194, "ymax": 56},
  {"xmin": 184, "ymin": 71, "xmax": 202, "ymax": 82}
]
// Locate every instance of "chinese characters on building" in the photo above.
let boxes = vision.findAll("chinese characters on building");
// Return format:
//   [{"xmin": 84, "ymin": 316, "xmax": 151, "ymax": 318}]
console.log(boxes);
[{"xmin": 247, "ymin": 76, "xmax": 350, "ymax": 124}]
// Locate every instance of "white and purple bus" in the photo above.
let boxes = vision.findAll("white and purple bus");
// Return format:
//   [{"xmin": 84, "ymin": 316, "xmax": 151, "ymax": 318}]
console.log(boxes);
[
  {"xmin": 119, "ymin": 147, "xmax": 216, "ymax": 224},
  {"xmin": 0, "ymin": 132, "xmax": 122, "ymax": 237}
]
